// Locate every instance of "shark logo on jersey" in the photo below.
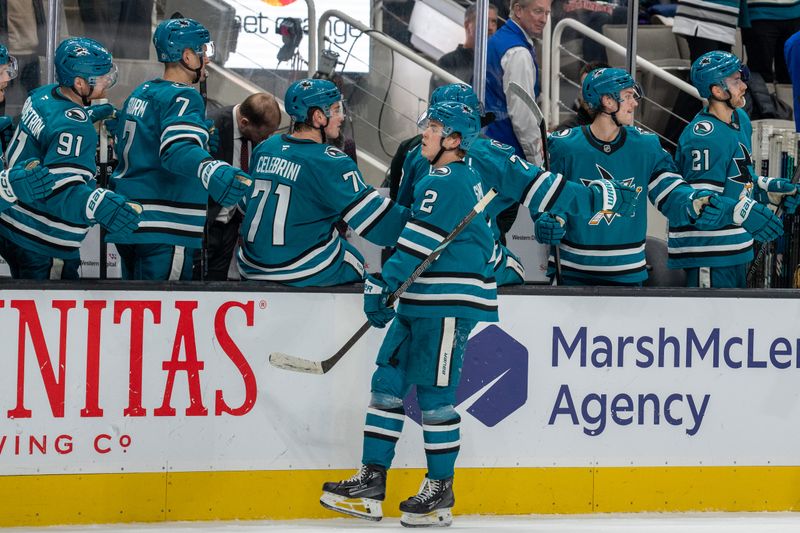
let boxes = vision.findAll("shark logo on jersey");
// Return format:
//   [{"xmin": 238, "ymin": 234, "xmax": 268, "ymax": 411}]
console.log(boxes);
[
  {"xmin": 65, "ymin": 108, "xmax": 88, "ymax": 122},
  {"xmin": 551, "ymin": 128, "xmax": 572, "ymax": 138},
  {"xmin": 581, "ymin": 165, "xmax": 638, "ymax": 225},
  {"xmin": 634, "ymin": 126, "xmax": 654, "ymax": 136},
  {"xmin": 431, "ymin": 166, "xmax": 452, "ymax": 176},
  {"xmin": 324, "ymin": 145, "xmax": 347, "ymax": 159},
  {"xmin": 489, "ymin": 139, "xmax": 512, "ymax": 150},
  {"xmin": 693, "ymin": 121, "xmax": 714, "ymax": 136},
  {"xmin": 728, "ymin": 142, "xmax": 754, "ymax": 193}
]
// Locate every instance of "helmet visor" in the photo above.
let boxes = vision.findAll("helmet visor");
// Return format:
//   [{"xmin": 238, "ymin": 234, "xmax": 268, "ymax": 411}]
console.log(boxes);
[
  {"xmin": 740, "ymin": 64, "xmax": 751, "ymax": 82},
  {"xmin": 416, "ymin": 111, "xmax": 448, "ymax": 137},
  {"xmin": 328, "ymin": 99, "xmax": 346, "ymax": 119},
  {"xmin": 89, "ymin": 63, "xmax": 118, "ymax": 90},
  {"xmin": 0, "ymin": 55, "xmax": 18, "ymax": 81}
]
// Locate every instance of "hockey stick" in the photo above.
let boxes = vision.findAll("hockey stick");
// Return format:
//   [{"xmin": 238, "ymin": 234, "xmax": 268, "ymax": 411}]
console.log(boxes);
[
  {"xmin": 95, "ymin": 98, "xmax": 111, "ymax": 279},
  {"xmin": 507, "ymin": 81, "xmax": 562, "ymax": 284},
  {"xmin": 269, "ymin": 188, "xmax": 499, "ymax": 374},
  {"xmin": 746, "ymin": 164, "xmax": 800, "ymax": 284}
]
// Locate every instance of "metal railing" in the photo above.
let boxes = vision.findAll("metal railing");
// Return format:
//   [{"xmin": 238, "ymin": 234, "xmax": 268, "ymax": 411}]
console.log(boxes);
[{"xmin": 543, "ymin": 17, "xmax": 704, "ymax": 127}]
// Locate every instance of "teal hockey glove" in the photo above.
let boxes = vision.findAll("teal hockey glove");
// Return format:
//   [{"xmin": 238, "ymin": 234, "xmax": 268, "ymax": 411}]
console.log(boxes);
[
  {"xmin": 690, "ymin": 190, "xmax": 726, "ymax": 230},
  {"xmin": 363, "ymin": 275, "xmax": 395, "ymax": 329},
  {"xmin": 756, "ymin": 176, "xmax": 800, "ymax": 215},
  {"xmin": 587, "ymin": 177, "xmax": 639, "ymax": 218},
  {"xmin": 533, "ymin": 213, "xmax": 566, "ymax": 245},
  {"xmin": 86, "ymin": 188, "xmax": 142, "ymax": 234},
  {"xmin": 199, "ymin": 160, "xmax": 253, "ymax": 207},
  {"xmin": 731, "ymin": 196, "xmax": 784, "ymax": 242},
  {"xmin": 0, "ymin": 159, "xmax": 54, "ymax": 204},
  {"xmin": 205, "ymin": 119, "xmax": 220, "ymax": 154},
  {"xmin": 87, "ymin": 103, "xmax": 116, "ymax": 123}
]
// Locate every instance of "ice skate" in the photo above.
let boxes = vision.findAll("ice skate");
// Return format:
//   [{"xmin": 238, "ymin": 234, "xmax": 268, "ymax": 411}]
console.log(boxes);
[
  {"xmin": 399, "ymin": 476, "xmax": 454, "ymax": 528},
  {"xmin": 320, "ymin": 464, "xmax": 386, "ymax": 521}
]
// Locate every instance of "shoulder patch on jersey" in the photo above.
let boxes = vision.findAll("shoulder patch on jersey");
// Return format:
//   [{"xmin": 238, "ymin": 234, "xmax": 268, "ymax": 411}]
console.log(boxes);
[
  {"xmin": 634, "ymin": 126, "xmax": 654, "ymax": 136},
  {"xmin": 489, "ymin": 139, "xmax": 513, "ymax": 150},
  {"xmin": 65, "ymin": 108, "xmax": 88, "ymax": 122},
  {"xmin": 693, "ymin": 121, "xmax": 714, "ymax": 136},
  {"xmin": 431, "ymin": 166, "xmax": 451, "ymax": 176},
  {"xmin": 551, "ymin": 128, "xmax": 572, "ymax": 139},
  {"xmin": 324, "ymin": 145, "xmax": 348, "ymax": 159}
]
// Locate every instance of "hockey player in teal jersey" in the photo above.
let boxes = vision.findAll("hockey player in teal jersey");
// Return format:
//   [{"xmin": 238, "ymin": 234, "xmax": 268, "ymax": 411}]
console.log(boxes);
[
  {"xmin": 237, "ymin": 78, "xmax": 408, "ymax": 286},
  {"xmin": 670, "ymin": 51, "xmax": 793, "ymax": 287},
  {"xmin": 397, "ymin": 82, "xmax": 639, "ymax": 285},
  {"xmin": 0, "ymin": 42, "xmax": 54, "ymax": 214},
  {"xmin": 320, "ymin": 102, "xmax": 495, "ymax": 527},
  {"xmin": 107, "ymin": 18, "xmax": 253, "ymax": 280},
  {"xmin": 0, "ymin": 37, "xmax": 140, "ymax": 280},
  {"xmin": 546, "ymin": 67, "xmax": 727, "ymax": 286}
]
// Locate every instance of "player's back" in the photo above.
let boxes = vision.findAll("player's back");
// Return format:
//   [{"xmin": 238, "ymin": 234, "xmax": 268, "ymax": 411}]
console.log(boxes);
[
  {"xmin": 240, "ymin": 134, "xmax": 377, "ymax": 274},
  {"xmin": 0, "ymin": 84, "xmax": 97, "ymax": 259},
  {"xmin": 109, "ymin": 79, "xmax": 208, "ymax": 247}
]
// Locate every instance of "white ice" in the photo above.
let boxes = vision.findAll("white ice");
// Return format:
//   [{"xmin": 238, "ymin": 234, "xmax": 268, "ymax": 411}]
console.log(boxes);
[{"xmin": 3, "ymin": 513, "xmax": 800, "ymax": 533}]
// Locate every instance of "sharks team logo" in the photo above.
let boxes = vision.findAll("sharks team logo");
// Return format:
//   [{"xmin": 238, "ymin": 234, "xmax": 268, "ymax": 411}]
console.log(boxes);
[
  {"xmin": 489, "ymin": 139, "xmax": 512, "ymax": 150},
  {"xmin": 552, "ymin": 128, "xmax": 571, "ymax": 138},
  {"xmin": 693, "ymin": 121, "xmax": 714, "ymax": 136},
  {"xmin": 324, "ymin": 145, "xmax": 347, "ymax": 158},
  {"xmin": 65, "ymin": 108, "xmax": 88, "ymax": 122},
  {"xmin": 73, "ymin": 46, "xmax": 89, "ymax": 57},
  {"xmin": 728, "ymin": 142, "xmax": 754, "ymax": 193},
  {"xmin": 581, "ymin": 164, "xmax": 640, "ymax": 225}
]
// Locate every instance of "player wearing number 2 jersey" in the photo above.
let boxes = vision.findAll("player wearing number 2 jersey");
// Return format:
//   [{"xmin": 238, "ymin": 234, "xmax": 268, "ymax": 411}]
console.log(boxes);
[{"xmin": 237, "ymin": 78, "xmax": 409, "ymax": 286}]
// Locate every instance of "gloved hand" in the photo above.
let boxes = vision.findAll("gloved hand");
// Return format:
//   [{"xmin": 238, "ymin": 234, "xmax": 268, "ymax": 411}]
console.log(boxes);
[
  {"xmin": 199, "ymin": 160, "xmax": 253, "ymax": 207},
  {"xmin": 757, "ymin": 176, "xmax": 800, "ymax": 215},
  {"xmin": 85, "ymin": 188, "xmax": 142, "ymax": 234},
  {"xmin": 0, "ymin": 159, "xmax": 54, "ymax": 204},
  {"xmin": 87, "ymin": 103, "xmax": 116, "ymax": 124},
  {"xmin": 690, "ymin": 190, "xmax": 726, "ymax": 230},
  {"xmin": 0, "ymin": 115, "xmax": 14, "ymax": 150},
  {"xmin": 726, "ymin": 195, "xmax": 784, "ymax": 242},
  {"xmin": 363, "ymin": 275, "xmax": 395, "ymax": 328},
  {"xmin": 533, "ymin": 213, "xmax": 566, "ymax": 245},
  {"xmin": 205, "ymin": 119, "xmax": 220, "ymax": 154},
  {"xmin": 588, "ymin": 177, "xmax": 639, "ymax": 218}
]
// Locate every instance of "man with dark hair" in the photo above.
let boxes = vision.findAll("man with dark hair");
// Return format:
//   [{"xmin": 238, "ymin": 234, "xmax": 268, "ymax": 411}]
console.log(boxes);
[
  {"xmin": 196, "ymin": 92, "xmax": 281, "ymax": 280},
  {"xmin": 429, "ymin": 2, "xmax": 498, "ymax": 95},
  {"xmin": 555, "ymin": 60, "xmax": 611, "ymax": 131}
]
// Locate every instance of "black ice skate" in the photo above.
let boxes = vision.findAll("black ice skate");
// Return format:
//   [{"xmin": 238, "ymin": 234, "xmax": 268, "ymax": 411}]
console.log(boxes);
[
  {"xmin": 320, "ymin": 464, "xmax": 386, "ymax": 521},
  {"xmin": 399, "ymin": 476, "xmax": 454, "ymax": 528}
]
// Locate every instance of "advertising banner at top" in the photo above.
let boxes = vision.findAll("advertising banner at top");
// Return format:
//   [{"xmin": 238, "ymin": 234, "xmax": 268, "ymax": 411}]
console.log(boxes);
[
  {"xmin": 221, "ymin": 0, "xmax": 371, "ymax": 73},
  {"xmin": 0, "ymin": 290, "xmax": 798, "ymax": 475}
]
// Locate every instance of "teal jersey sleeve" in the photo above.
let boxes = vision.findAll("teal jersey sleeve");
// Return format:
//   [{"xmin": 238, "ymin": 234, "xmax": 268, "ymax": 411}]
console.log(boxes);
[
  {"xmin": 158, "ymin": 86, "xmax": 213, "ymax": 180},
  {"xmin": 645, "ymin": 137, "xmax": 696, "ymax": 226},
  {"xmin": 315, "ymin": 146, "xmax": 409, "ymax": 246}
]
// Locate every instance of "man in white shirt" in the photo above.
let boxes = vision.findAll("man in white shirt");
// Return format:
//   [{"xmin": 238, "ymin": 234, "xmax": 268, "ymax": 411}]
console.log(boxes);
[{"xmin": 485, "ymin": 0, "xmax": 550, "ymax": 166}]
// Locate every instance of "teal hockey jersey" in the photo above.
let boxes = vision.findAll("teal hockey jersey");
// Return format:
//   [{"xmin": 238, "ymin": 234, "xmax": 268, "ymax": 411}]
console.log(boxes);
[
  {"xmin": 108, "ymin": 79, "xmax": 211, "ymax": 248},
  {"xmin": 548, "ymin": 125, "xmax": 698, "ymax": 284},
  {"xmin": 398, "ymin": 136, "xmax": 574, "ymax": 221},
  {"xmin": 669, "ymin": 108, "xmax": 755, "ymax": 269},
  {"xmin": 237, "ymin": 134, "xmax": 409, "ymax": 284},
  {"xmin": 0, "ymin": 85, "xmax": 98, "ymax": 259},
  {"xmin": 382, "ymin": 160, "xmax": 498, "ymax": 322}
]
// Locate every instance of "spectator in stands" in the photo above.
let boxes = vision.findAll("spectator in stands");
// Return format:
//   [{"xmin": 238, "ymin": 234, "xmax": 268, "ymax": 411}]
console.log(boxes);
[
  {"xmin": 485, "ymin": 0, "xmax": 550, "ymax": 166},
  {"xmin": 667, "ymin": 0, "xmax": 739, "ymax": 147},
  {"xmin": 193, "ymin": 92, "xmax": 281, "ymax": 281},
  {"xmin": 741, "ymin": 1, "xmax": 800, "ymax": 84},
  {"xmin": 77, "ymin": 0, "xmax": 155, "ymax": 60},
  {"xmin": 555, "ymin": 60, "xmax": 610, "ymax": 131},
  {"xmin": 0, "ymin": 0, "xmax": 46, "ymax": 115},
  {"xmin": 429, "ymin": 2, "xmax": 499, "ymax": 95}
]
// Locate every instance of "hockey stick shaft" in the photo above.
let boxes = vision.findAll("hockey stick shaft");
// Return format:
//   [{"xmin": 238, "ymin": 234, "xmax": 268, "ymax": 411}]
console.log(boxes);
[
  {"xmin": 746, "ymin": 164, "xmax": 800, "ymax": 284},
  {"xmin": 506, "ymin": 82, "xmax": 561, "ymax": 284},
  {"xmin": 270, "ymin": 188, "xmax": 499, "ymax": 374}
]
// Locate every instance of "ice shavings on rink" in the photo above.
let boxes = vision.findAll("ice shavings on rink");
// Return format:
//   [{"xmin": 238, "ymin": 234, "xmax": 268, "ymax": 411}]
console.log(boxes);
[{"xmin": 3, "ymin": 513, "xmax": 800, "ymax": 532}]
